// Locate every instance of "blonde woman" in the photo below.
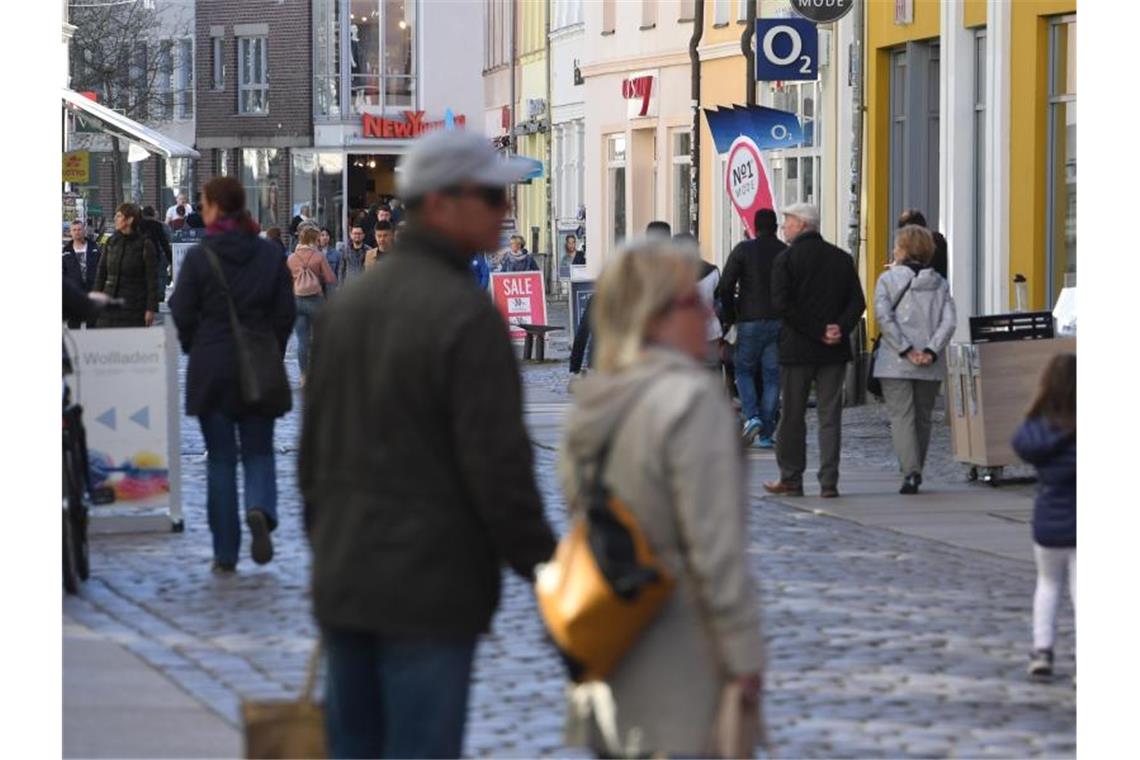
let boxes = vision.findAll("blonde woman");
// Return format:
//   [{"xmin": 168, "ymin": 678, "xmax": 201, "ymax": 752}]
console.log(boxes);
[
  {"xmin": 558, "ymin": 237, "xmax": 765, "ymax": 758},
  {"xmin": 872, "ymin": 225, "xmax": 957, "ymax": 495},
  {"xmin": 287, "ymin": 225, "xmax": 336, "ymax": 384}
]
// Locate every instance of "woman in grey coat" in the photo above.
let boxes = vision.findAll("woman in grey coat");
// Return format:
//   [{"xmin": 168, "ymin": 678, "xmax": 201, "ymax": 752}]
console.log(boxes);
[{"xmin": 873, "ymin": 225, "xmax": 957, "ymax": 494}]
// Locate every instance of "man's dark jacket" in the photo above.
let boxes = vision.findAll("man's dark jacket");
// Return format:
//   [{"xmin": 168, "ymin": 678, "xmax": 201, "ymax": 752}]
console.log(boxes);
[
  {"xmin": 139, "ymin": 217, "xmax": 173, "ymax": 295},
  {"xmin": 931, "ymin": 231, "xmax": 949, "ymax": 282},
  {"xmin": 300, "ymin": 225, "xmax": 556, "ymax": 637},
  {"xmin": 63, "ymin": 238, "xmax": 101, "ymax": 293},
  {"xmin": 716, "ymin": 233, "xmax": 787, "ymax": 325},
  {"xmin": 1012, "ymin": 417, "xmax": 1076, "ymax": 548},
  {"xmin": 169, "ymin": 230, "xmax": 295, "ymax": 418},
  {"xmin": 771, "ymin": 231, "xmax": 866, "ymax": 365}
]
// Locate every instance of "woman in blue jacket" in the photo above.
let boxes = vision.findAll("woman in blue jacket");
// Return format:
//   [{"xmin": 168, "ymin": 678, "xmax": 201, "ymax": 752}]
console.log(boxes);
[{"xmin": 1012, "ymin": 353, "xmax": 1076, "ymax": 680}]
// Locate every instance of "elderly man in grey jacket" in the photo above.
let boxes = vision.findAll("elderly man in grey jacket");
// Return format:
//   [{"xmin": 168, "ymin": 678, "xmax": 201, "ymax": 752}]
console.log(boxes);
[{"xmin": 872, "ymin": 224, "xmax": 957, "ymax": 494}]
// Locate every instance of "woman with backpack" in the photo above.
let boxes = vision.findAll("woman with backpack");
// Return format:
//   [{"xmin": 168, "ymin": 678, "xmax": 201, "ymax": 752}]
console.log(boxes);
[
  {"xmin": 170, "ymin": 177, "xmax": 295, "ymax": 572},
  {"xmin": 558, "ymin": 237, "xmax": 765, "ymax": 758},
  {"xmin": 871, "ymin": 225, "xmax": 957, "ymax": 495},
  {"xmin": 1012, "ymin": 353, "xmax": 1076, "ymax": 680},
  {"xmin": 287, "ymin": 226, "xmax": 337, "ymax": 385}
]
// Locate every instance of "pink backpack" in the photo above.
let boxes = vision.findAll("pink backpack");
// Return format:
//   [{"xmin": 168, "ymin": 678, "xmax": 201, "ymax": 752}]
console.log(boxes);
[{"xmin": 292, "ymin": 248, "xmax": 323, "ymax": 297}]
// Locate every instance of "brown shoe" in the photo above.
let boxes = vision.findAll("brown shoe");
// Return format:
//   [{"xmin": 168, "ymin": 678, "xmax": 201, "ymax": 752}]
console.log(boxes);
[
  {"xmin": 820, "ymin": 487, "xmax": 840, "ymax": 499},
  {"xmin": 763, "ymin": 480, "xmax": 804, "ymax": 497}
]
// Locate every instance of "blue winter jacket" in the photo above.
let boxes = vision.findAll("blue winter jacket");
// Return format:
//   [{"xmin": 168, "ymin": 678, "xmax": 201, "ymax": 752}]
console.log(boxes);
[
  {"xmin": 470, "ymin": 254, "xmax": 490, "ymax": 290},
  {"xmin": 1011, "ymin": 417, "xmax": 1076, "ymax": 548}
]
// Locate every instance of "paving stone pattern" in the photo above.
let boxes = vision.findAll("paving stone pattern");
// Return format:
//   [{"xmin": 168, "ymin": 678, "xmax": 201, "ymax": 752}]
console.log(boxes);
[{"xmin": 65, "ymin": 324, "xmax": 1074, "ymax": 758}]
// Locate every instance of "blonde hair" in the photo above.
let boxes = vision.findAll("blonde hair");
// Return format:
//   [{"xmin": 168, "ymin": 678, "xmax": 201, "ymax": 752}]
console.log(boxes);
[
  {"xmin": 894, "ymin": 224, "xmax": 935, "ymax": 266},
  {"xmin": 298, "ymin": 226, "xmax": 321, "ymax": 247},
  {"xmin": 593, "ymin": 238, "xmax": 700, "ymax": 372}
]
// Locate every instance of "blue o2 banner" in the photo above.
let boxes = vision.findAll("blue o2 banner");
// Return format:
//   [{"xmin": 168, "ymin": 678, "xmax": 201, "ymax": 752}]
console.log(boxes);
[
  {"xmin": 703, "ymin": 105, "xmax": 804, "ymax": 155},
  {"xmin": 756, "ymin": 18, "xmax": 819, "ymax": 81}
]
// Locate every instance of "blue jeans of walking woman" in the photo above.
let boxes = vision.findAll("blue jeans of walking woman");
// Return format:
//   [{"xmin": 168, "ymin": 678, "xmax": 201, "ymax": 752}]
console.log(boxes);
[
  {"xmin": 294, "ymin": 295, "xmax": 323, "ymax": 376},
  {"xmin": 735, "ymin": 319, "xmax": 782, "ymax": 436},
  {"xmin": 198, "ymin": 412, "xmax": 277, "ymax": 566}
]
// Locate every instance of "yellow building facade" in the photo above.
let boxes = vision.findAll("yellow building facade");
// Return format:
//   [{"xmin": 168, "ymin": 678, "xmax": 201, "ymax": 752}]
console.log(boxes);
[{"xmin": 514, "ymin": 0, "xmax": 550, "ymax": 256}]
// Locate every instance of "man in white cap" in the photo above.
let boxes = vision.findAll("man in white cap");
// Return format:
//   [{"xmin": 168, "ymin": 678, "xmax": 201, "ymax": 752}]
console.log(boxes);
[
  {"xmin": 300, "ymin": 128, "xmax": 556, "ymax": 758},
  {"xmin": 764, "ymin": 203, "xmax": 866, "ymax": 499}
]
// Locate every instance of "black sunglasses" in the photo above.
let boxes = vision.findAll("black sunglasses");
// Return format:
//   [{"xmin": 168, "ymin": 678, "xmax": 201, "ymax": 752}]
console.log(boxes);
[{"xmin": 443, "ymin": 185, "xmax": 509, "ymax": 208}]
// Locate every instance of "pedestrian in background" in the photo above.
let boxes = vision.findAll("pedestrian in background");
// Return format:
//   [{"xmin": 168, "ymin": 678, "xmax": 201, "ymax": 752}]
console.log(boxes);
[
  {"xmin": 318, "ymin": 227, "xmax": 340, "ymax": 284},
  {"xmin": 301, "ymin": 129, "xmax": 555, "ymax": 759},
  {"xmin": 338, "ymin": 224, "xmax": 371, "ymax": 284},
  {"xmin": 501, "ymin": 234, "xmax": 540, "ymax": 272},
  {"xmin": 718, "ymin": 208, "xmax": 787, "ymax": 448},
  {"xmin": 288, "ymin": 226, "xmax": 337, "ymax": 386},
  {"xmin": 365, "ymin": 220, "xmax": 394, "ymax": 269},
  {"xmin": 559, "ymin": 238, "xmax": 764, "ymax": 758},
  {"xmin": 140, "ymin": 205, "xmax": 174, "ymax": 299},
  {"xmin": 170, "ymin": 176, "xmax": 295, "ymax": 573},
  {"xmin": 897, "ymin": 209, "xmax": 948, "ymax": 281},
  {"xmin": 764, "ymin": 204, "xmax": 866, "ymax": 498},
  {"xmin": 170, "ymin": 205, "xmax": 188, "ymax": 232},
  {"xmin": 646, "ymin": 220, "xmax": 672, "ymax": 239},
  {"xmin": 265, "ymin": 227, "xmax": 287, "ymax": 257},
  {"xmin": 94, "ymin": 203, "xmax": 160, "ymax": 328},
  {"xmin": 470, "ymin": 251, "xmax": 490, "ymax": 290},
  {"xmin": 165, "ymin": 192, "xmax": 190, "ymax": 223},
  {"xmin": 1012, "ymin": 354, "xmax": 1076, "ymax": 680},
  {"xmin": 63, "ymin": 219, "xmax": 102, "ymax": 329},
  {"xmin": 873, "ymin": 225, "xmax": 957, "ymax": 494},
  {"xmin": 674, "ymin": 232, "xmax": 722, "ymax": 372}
]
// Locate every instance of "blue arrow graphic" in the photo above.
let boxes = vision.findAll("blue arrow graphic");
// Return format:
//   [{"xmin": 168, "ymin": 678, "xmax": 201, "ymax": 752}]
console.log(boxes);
[
  {"xmin": 96, "ymin": 408, "xmax": 116, "ymax": 431},
  {"xmin": 130, "ymin": 406, "xmax": 150, "ymax": 430}
]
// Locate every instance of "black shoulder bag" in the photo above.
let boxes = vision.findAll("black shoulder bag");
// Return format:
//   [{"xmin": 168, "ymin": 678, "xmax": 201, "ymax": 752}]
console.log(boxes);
[
  {"xmin": 201, "ymin": 244, "xmax": 293, "ymax": 418},
  {"xmin": 867, "ymin": 278, "xmax": 914, "ymax": 401}
]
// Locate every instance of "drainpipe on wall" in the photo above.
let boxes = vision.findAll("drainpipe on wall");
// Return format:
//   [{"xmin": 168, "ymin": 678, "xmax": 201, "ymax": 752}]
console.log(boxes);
[
  {"xmin": 743, "ymin": 0, "xmax": 756, "ymax": 106},
  {"xmin": 688, "ymin": 0, "xmax": 704, "ymax": 236},
  {"xmin": 848, "ymin": 0, "xmax": 864, "ymax": 270}
]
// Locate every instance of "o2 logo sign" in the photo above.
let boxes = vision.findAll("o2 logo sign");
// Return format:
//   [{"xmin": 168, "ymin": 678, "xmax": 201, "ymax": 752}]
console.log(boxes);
[{"xmin": 755, "ymin": 18, "xmax": 818, "ymax": 82}]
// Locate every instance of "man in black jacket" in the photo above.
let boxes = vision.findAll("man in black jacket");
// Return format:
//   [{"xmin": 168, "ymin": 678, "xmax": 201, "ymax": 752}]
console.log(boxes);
[
  {"xmin": 300, "ymin": 129, "xmax": 556, "ymax": 759},
  {"xmin": 139, "ymin": 206, "xmax": 173, "ymax": 301},
  {"xmin": 717, "ymin": 208, "xmax": 787, "ymax": 448},
  {"xmin": 765, "ymin": 203, "xmax": 866, "ymax": 499},
  {"xmin": 898, "ymin": 208, "xmax": 948, "ymax": 281},
  {"xmin": 62, "ymin": 220, "xmax": 102, "ymax": 328}
]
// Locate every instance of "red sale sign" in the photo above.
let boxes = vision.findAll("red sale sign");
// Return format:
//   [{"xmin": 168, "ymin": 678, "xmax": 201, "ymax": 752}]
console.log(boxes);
[
  {"xmin": 490, "ymin": 271, "xmax": 547, "ymax": 342},
  {"xmin": 725, "ymin": 135, "xmax": 777, "ymax": 238}
]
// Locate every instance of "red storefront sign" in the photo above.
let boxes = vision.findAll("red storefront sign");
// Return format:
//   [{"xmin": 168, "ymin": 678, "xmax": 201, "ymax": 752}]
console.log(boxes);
[
  {"xmin": 490, "ymin": 271, "xmax": 547, "ymax": 342},
  {"xmin": 361, "ymin": 110, "xmax": 467, "ymax": 139},
  {"xmin": 621, "ymin": 75, "xmax": 654, "ymax": 117}
]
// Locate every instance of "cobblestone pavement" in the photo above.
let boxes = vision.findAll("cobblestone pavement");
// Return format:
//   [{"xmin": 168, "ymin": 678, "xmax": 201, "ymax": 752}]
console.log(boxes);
[{"xmin": 65, "ymin": 321, "xmax": 1074, "ymax": 759}]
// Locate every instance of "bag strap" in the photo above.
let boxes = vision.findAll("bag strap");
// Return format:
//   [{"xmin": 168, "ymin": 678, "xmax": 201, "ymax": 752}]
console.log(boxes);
[
  {"xmin": 891, "ymin": 276, "xmax": 915, "ymax": 312},
  {"xmin": 580, "ymin": 374, "xmax": 668, "ymax": 501},
  {"xmin": 200, "ymin": 243, "xmax": 244, "ymax": 340}
]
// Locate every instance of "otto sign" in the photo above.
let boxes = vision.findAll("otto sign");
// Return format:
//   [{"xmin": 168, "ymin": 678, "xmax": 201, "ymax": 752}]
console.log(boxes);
[
  {"xmin": 725, "ymin": 136, "xmax": 777, "ymax": 239},
  {"xmin": 790, "ymin": 0, "xmax": 855, "ymax": 24}
]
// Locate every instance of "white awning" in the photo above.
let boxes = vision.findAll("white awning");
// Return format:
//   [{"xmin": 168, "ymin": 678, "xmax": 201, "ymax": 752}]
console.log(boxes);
[{"xmin": 62, "ymin": 89, "xmax": 201, "ymax": 160}]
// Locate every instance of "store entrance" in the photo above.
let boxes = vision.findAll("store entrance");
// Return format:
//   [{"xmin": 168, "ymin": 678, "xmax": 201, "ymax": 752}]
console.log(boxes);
[{"xmin": 347, "ymin": 153, "xmax": 399, "ymax": 226}]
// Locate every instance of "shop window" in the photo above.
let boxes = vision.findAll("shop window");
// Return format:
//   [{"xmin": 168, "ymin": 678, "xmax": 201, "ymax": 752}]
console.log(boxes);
[
  {"xmin": 765, "ymin": 81, "xmax": 821, "ymax": 220},
  {"xmin": 292, "ymin": 151, "xmax": 345, "ymax": 244},
  {"xmin": 1046, "ymin": 16, "xmax": 1076, "ymax": 307},
  {"xmin": 241, "ymin": 149, "xmax": 285, "ymax": 230},
  {"xmin": 238, "ymin": 36, "xmax": 269, "ymax": 115},
  {"xmin": 215, "ymin": 149, "xmax": 230, "ymax": 177},
  {"xmin": 672, "ymin": 130, "xmax": 692, "ymax": 234},
  {"xmin": 607, "ymin": 135, "xmax": 626, "ymax": 250},
  {"xmin": 973, "ymin": 29, "xmax": 987, "ymax": 314},
  {"xmin": 349, "ymin": 0, "xmax": 417, "ymax": 114},
  {"xmin": 314, "ymin": 0, "xmax": 341, "ymax": 117}
]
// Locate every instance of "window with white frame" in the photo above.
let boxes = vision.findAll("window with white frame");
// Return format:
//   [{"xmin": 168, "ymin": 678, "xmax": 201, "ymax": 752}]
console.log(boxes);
[
  {"xmin": 641, "ymin": 0, "xmax": 656, "ymax": 28},
  {"xmin": 176, "ymin": 38, "xmax": 193, "ymax": 119},
  {"xmin": 679, "ymin": 0, "xmax": 696, "ymax": 21},
  {"xmin": 671, "ymin": 130, "xmax": 692, "ymax": 234},
  {"xmin": 765, "ymin": 80, "xmax": 822, "ymax": 219},
  {"xmin": 602, "ymin": 0, "xmax": 615, "ymax": 34},
  {"xmin": 157, "ymin": 40, "xmax": 174, "ymax": 120},
  {"xmin": 737, "ymin": 0, "xmax": 751, "ymax": 23},
  {"xmin": 713, "ymin": 0, "xmax": 730, "ymax": 26},
  {"xmin": 238, "ymin": 36, "xmax": 268, "ymax": 114},
  {"xmin": 715, "ymin": 154, "xmax": 745, "ymax": 267},
  {"xmin": 607, "ymin": 134, "xmax": 627, "ymax": 249},
  {"xmin": 1046, "ymin": 15, "xmax": 1076, "ymax": 307},
  {"xmin": 211, "ymin": 35, "xmax": 225, "ymax": 91}
]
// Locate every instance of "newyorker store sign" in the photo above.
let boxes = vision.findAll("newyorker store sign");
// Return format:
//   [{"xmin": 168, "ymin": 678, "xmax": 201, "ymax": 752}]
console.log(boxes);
[{"xmin": 362, "ymin": 109, "xmax": 467, "ymax": 139}]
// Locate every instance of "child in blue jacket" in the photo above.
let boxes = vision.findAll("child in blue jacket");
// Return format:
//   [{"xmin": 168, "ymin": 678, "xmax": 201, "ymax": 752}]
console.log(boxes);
[{"xmin": 1011, "ymin": 353, "xmax": 1076, "ymax": 680}]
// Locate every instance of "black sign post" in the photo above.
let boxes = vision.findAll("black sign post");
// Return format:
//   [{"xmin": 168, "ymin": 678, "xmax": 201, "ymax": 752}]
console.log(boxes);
[{"xmin": 789, "ymin": 0, "xmax": 855, "ymax": 24}]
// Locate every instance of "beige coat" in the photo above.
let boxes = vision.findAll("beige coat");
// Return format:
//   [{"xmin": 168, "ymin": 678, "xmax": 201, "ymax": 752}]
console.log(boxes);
[{"xmin": 558, "ymin": 347, "xmax": 765, "ymax": 757}]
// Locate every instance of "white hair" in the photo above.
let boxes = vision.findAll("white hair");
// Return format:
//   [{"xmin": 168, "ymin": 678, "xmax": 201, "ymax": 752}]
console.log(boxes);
[{"xmin": 783, "ymin": 203, "xmax": 820, "ymax": 231}]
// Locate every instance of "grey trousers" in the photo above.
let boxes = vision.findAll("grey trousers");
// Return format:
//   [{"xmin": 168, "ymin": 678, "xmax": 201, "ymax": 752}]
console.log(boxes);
[
  {"xmin": 776, "ymin": 363, "xmax": 846, "ymax": 489},
  {"xmin": 880, "ymin": 378, "xmax": 941, "ymax": 477}
]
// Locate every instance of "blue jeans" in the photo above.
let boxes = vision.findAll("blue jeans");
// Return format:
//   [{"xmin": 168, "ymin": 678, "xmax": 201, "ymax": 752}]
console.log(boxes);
[
  {"xmin": 198, "ymin": 412, "xmax": 278, "ymax": 565},
  {"xmin": 323, "ymin": 628, "xmax": 477, "ymax": 759},
  {"xmin": 735, "ymin": 319, "xmax": 782, "ymax": 435},
  {"xmin": 294, "ymin": 295, "xmax": 323, "ymax": 375}
]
